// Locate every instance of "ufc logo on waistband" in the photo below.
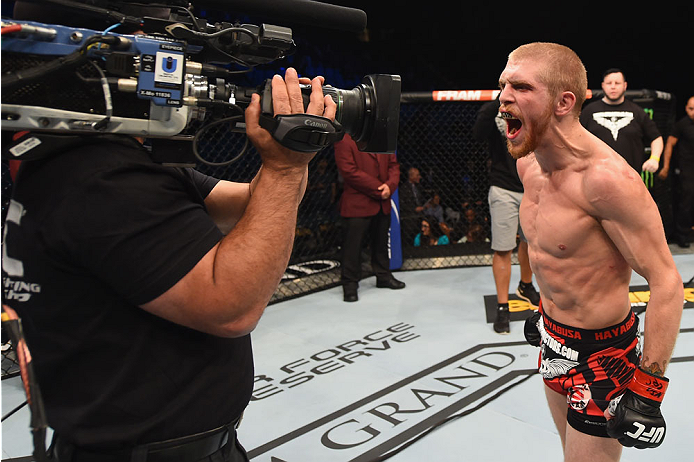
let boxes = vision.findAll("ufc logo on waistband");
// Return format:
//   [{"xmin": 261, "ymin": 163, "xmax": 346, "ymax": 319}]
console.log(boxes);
[{"xmin": 626, "ymin": 422, "xmax": 665, "ymax": 444}]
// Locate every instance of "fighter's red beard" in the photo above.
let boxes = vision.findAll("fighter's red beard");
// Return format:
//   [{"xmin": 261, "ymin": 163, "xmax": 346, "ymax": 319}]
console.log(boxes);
[{"xmin": 507, "ymin": 107, "xmax": 552, "ymax": 159}]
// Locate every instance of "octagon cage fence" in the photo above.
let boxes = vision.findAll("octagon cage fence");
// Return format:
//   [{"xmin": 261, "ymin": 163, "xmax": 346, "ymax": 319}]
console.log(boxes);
[{"xmin": 1, "ymin": 89, "xmax": 678, "ymax": 379}]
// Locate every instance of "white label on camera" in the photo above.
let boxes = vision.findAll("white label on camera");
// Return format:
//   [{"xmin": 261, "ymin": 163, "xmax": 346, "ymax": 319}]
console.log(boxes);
[
  {"xmin": 9, "ymin": 137, "xmax": 42, "ymax": 157},
  {"xmin": 154, "ymin": 52, "xmax": 184, "ymax": 85}
]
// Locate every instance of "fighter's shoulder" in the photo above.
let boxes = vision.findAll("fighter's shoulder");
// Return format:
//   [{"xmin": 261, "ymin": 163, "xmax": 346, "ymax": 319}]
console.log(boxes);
[{"xmin": 582, "ymin": 151, "xmax": 644, "ymax": 214}]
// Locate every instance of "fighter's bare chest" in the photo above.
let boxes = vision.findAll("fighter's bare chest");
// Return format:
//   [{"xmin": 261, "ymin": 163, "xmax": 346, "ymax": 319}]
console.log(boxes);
[{"xmin": 520, "ymin": 175, "xmax": 598, "ymax": 258}]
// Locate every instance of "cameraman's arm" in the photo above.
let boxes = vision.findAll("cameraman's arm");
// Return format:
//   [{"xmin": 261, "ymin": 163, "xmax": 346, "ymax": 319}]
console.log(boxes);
[
  {"xmin": 142, "ymin": 68, "xmax": 335, "ymax": 337},
  {"xmin": 206, "ymin": 166, "xmax": 306, "ymax": 235},
  {"xmin": 204, "ymin": 172, "xmax": 262, "ymax": 235}
]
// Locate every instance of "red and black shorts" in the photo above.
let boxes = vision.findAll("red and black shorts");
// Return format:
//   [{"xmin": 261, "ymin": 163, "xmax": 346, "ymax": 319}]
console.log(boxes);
[{"xmin": 538, "ymin": 306, "xmax": 640, "ymax": 437}]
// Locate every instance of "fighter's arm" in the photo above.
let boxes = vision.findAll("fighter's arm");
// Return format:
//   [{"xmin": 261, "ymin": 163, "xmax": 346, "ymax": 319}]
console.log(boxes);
[
  {"xmin": 586, "ymin": 162, "xmax": 683, "ymax": 374},
  {"xmin": 141, "ymin": 69, "xmax": 336, "ymax": 338}
]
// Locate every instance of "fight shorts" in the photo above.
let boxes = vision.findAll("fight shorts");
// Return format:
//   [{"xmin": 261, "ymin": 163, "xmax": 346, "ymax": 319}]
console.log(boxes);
[{"xmin": 537, "ymin": 306, "xmax": 640, "ymax": 437}]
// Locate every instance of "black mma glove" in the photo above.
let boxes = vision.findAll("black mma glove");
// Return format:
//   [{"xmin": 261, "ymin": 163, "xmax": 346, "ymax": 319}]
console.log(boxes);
[
  {"xmin": 606, "ymin": 367, "xmax": 669, "ymax": 449},
  {"xmin": 523, "ymin": 310, "xmax": 541, "ymax": 347}
]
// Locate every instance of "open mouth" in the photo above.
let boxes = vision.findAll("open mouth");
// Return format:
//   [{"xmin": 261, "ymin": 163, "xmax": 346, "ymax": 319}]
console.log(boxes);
[{"xmin": 500, "ymin": 111, "xmax": 522, "ymax": 139}]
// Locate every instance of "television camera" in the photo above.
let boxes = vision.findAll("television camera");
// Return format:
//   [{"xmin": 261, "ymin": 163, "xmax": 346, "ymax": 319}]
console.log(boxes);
[{"xmin": 1, "ymin": 0, "xmax": 401, "ymax": 166}]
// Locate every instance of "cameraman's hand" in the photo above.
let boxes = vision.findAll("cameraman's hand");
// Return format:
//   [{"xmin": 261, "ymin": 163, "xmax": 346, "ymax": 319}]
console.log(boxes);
[{"xmin": 245, "ymin": 67, "xmax": 337, "ymax": 171}]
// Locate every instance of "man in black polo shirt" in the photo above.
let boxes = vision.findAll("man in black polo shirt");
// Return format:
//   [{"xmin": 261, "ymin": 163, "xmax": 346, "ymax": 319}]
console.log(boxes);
[{"xmin": 2, "ymin": 6, "xmax": 337, "ymax": 457}]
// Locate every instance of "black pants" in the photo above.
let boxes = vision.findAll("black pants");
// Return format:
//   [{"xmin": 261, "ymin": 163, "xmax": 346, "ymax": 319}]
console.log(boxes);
[
  {"xmin": 675, "ymin": 170, "xmax": 694, "ymax": 241},
  {"xmin": 341, "ymin": 211, "xmax": 392, "ymax": 288}
]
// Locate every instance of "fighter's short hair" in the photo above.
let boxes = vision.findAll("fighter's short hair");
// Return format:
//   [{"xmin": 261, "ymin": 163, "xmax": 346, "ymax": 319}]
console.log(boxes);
[{"xmin": 508, "ymin": 42, "xmax": 587, "ymax": 117}]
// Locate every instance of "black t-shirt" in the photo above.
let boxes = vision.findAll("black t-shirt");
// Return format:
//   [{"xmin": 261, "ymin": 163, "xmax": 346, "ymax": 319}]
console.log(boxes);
[
  {"xmin": 671, "ymin": 115, "xmax": 694, "ymax": 173},
  {"xmin": 580, "ymin": 99, "xmax": 661, "ymax": 172},
  {"xmin": 472, "ymin": 100, "xmax": 523, "ymax": 193},
  {"xmin": 2, "ymin": 138, "xmax": 253, "ymax": 448}
]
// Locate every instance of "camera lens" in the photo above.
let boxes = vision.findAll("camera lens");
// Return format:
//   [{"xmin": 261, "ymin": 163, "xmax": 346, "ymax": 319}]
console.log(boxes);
[
  {"xmin": 305, "ymin": 74, "xmax": 401, "ymax": 153},
  {"xmin": 320, "ymin": 85, "xmax": 365, "ymax": 143},
  {"xmin": 252, "ymin": 74, "xmax": 401, "ymax": 153}
]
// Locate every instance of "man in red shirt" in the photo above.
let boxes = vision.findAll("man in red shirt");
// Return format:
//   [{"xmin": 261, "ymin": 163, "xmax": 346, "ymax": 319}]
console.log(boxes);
[{"xmin": 334, "ymin": 134, "xmax": 405, "ymax": 301}]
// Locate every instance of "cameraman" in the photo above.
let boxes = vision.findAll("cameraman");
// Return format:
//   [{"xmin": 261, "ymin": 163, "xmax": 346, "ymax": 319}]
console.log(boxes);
[{"xmin": 3, "ymin": 7, "xmax": 336, "ymax": 458}]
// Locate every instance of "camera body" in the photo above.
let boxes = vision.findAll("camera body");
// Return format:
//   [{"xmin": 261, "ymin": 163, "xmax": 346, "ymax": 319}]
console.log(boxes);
[
  {"xmin": 2, "ymin": 2, "xmax": 401, "ymax": 164},
  {"xmin": 3, "ymin": 21, "xmax": 197, "ymax": 137}
]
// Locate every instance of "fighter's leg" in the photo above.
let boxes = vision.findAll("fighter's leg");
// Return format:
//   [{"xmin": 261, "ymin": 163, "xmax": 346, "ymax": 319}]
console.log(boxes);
[
  {"xmin": 544, "ymin": 384, "xmax": 568, "ymax": 450},
  {"xmin": 544, "ymin": 385, "xmax": 622, "ymax": 461},
  {"xmin": 563, "ymin": 421, "xmax": 622, "ymax": 462}
]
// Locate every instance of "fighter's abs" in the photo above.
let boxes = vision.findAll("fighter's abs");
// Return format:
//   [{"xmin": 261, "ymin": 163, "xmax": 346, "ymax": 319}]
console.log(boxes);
[{"xmin": 519, "ymin": 176, "xmax": 631, "ymax": 321}]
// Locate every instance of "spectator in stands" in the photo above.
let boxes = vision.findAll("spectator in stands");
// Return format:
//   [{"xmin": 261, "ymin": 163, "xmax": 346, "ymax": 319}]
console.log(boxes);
[
  {"xmin": 460, "ymin": 198, "xmax": 488, "ymax": 224},
  {"xmin": 398, "ymin": 166, "xmax": 427, "ymax": 244},
  {"xmin": 439, "ymin": 221, "xmax": 454, "ymax": 242},
  {"xmin": 456, "ymin": 205, "xmax": 488, "ymax": 243},
  {"xmin": 414, "ymin": 216, "xmax": 450, "ymax": 246},
  {"xmin": 472, "ymin": 97, "xmax": 540, "ymax": 334},
  {"xmin": 580, "ymin": 69, "xmax": 664, "ymax": 174},
  {"xmin": 334, "ymin": 134, "xmax": 405, "ymax": 302},
  {"xmin": 400, "ymin": 167, "xmax": 426, "ymax": 211},
  {"xmin": 659, "ymin": 96, "xmax": 694, "ymax": 248},
  {"xmin": 422, "ymin": 192, "xmax": 445, "ymax": 224},
  {"xmin": 458, "ymin": 222, "xmax": 488, "ymax": 244}
]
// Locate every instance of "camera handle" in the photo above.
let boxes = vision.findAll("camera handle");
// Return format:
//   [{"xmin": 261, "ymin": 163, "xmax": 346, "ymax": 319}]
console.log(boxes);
[
  {"xmin": 254, "ymin": 77, "xmax": 345, "ymax": 153},
  {"xmin": 258, "ymin": 113, "xmax": 345, "ymax": 153}
]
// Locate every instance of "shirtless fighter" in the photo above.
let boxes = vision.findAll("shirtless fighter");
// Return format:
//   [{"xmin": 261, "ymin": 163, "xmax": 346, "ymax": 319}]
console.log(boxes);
[{"xmin": 498, "ymin": 42, "xmax": 683, "ymax": 461}]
